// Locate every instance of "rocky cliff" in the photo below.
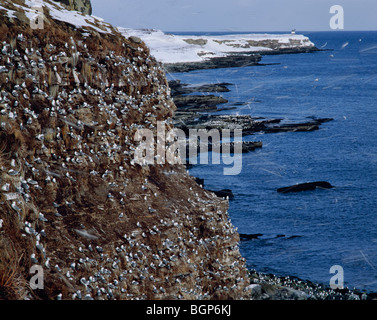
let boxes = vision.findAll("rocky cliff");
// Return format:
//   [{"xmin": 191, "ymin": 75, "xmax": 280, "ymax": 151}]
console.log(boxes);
[
  {"xmin": 0, "ymin": 0, "xmax": 250, "ymax": 300},
  {"xmin": 53, "ymin": 0, "xmax": 92, "ymax": 15}
]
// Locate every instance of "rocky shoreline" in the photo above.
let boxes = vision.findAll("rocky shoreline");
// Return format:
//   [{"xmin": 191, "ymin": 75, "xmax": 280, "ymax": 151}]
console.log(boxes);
[
  {"xmin": 167, "ymin": 78, "xmax": 377, "ymax": 300},
  {"xmin": 169, "ymin": 80, "xmax": 333, "ymax": 137},
  {"xmin": 164, "ymin": 47, "xmax": 321, "ymax": 73},
  {"xmin": 247, "ymin": 270, "xmax": 375, "ymax": 300},
  {"xmin": 164, "ymin": 66, "xmax": 377, "ymax": 301},
  {"xmin": 170, "ymin": 80, "xmax": 335, "ymax": 199},
  {"xmin": 164, "ymin": 53, "xmax": 263, "ymax": 73}
]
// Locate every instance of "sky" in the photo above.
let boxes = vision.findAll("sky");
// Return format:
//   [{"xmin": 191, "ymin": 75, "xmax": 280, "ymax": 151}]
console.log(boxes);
[{"xmin": 91, "ymin": 0, "xmax": 377, "ymax": 32}]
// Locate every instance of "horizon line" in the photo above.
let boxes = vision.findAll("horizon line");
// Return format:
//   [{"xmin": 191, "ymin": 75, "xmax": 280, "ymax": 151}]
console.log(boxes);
[{"xmin": 162, "ymin": 29, "xmax": 377, "ymax": 34}]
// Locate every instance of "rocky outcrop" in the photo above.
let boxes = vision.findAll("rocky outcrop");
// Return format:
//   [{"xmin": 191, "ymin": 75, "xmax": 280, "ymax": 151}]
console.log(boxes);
[
  {"xmin": 167, "ymin": 80, "xmax": 333, "ymax": 136},
  {"xmin": 173, "ymin": 95, "xmax": 228, "ymax": 110},
  {"xmin": 53, "ymin": 0, "xmax": 93, "ymax": 15},
  {"xmin": 206, "ymin": 189, "xmax": 234, "ymax": 200},
  {"xmin": 173, "ymin": 112, "xmax": 332, "ymax": 137},
  {"xmin": 277, "ymin": 181, "xmax": 334, "ymax": 193},
  {"xmin": 0, "ymin": 1, "xmax": 250, "ymax": 300},
  {"xmin": 168, "ymin": 80, "xmax": 231, "ymax": 95},
  {"xmin": 164, "ymin": 54, "xmax": 263, "ymax": 73},
  {"xmin": 264, "ymin": 118, "xmax": 334, "ymax": 133}
]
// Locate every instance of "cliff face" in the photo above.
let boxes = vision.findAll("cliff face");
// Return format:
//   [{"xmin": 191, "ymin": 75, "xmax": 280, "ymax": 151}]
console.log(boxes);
[
  {"xmin": 0, "ymin": 0, "xmax": 250, "ymax": 300},
  {"xmin": 53, "ymin": 0, "xmax": 92, "ymax": 15}
]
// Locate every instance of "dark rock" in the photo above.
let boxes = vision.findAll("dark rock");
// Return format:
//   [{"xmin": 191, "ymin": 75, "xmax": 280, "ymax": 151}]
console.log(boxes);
[
  {"xmin": 169, "ymin": 77, "xmax": 334, "ymax": 141},
  {"xmin": 240, "ymin": 233, "xmax": 263, "ymax": 241},
  {"xmin": 286, "ymin": 235, "xmax": 302, "ymax": 240},
  {"xmin": 264, "ymin": 118, "xmax": 334, "ymax": 133},
  {"xmin": 185, "ymin": 141, "xmax": 262, "ymax": 160},
  {"xmin": 265, "ymin": 124, "xmax": 320, "ymax": 133},
  {"xmin": 240, "ymin": 233, "xmax": 302, "ymax": 241},
  {"xmin": 173, "ymin": 94, "xmax": 228, "ymax": 110},
  {"xmin": 164, "ymin": 46, "xmax": 321, "ymax": 73},
  {"xmin": 174, "ymin": 114, "xmax": 275, "ymax": 135},
  {"xmin": 53, "ymin": 0, "xmax": 93, "ymax": 15},
  {"xmin": 307, "ymin": 116, "xmax": 334, "ymax": 124},
  {"xmin": 260, "ymin": 47, "xmax": 321, "ymax": 56},
  {"xmin": 164, "ymin": 54, "xmax": 262, "ymax": 73},
  {"xmin": 194, "ymin": 177, "xmax": 204, "ymax": 186},
  {"xmin": 277, "ymin": 181, "xmax": 334, "ymax": 193},
  {"xmin": 211, "ymin": 141, "xmax": 263, "ymax": 153},
  {"xmin": 129, "ymin": 36, "xmax": 142, "ymax": 44},
  {"xmin": 168, "ymin": 80, "xmax": 232, "ymax": 95},
  {"xmin": 173, "ymin": 112, "xmax": 333, "ymax": 138},
  {"xmin": 207, "ymin": 189, "xmax": 234, "ymax": 199}
]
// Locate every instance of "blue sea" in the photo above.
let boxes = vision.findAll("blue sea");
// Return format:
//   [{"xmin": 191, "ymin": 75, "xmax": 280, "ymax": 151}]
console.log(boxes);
[{"xmin": 167, "ymin": 31, "xmax": 377, "ymax": 292}]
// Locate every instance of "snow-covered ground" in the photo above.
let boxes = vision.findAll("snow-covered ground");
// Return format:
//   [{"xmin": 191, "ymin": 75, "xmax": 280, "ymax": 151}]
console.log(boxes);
[
  {"xmin": 1, "ymin": 0, "xmax": 114, "ymax": 34},
  {"xmin": 118, "ymin": 28, "xmax": 315, "ymax": 64}
]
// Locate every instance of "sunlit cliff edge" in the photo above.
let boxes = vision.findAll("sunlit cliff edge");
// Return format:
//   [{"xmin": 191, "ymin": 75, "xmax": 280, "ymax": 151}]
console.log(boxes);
[{"xmin": 0, "ymin": 0, "xmax": 251, "ymax": 300}]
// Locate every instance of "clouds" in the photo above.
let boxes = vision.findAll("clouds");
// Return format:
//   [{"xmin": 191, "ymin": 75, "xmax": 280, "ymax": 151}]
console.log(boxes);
[{"xmin": 90, "ymin": 0, "xmax": 377, "ymax": 32}]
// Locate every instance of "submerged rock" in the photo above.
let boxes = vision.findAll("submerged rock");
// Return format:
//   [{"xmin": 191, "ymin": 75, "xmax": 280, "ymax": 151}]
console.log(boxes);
[
  {"xmin": 239, "ymin": 233, "xmax": 263, "ymax": 241},
  {"xmin": 277, "ymin": 181, "xmax": 334, "ymax": 193}
]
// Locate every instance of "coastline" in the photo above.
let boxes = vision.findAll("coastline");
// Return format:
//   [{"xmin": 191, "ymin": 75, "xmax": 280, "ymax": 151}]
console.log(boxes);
[
  {"xmin": 160, "ymin": 33, "xmax": 377, "ymax": 300},
  {"xmin": 170, "ymin": 76, "xmax": 377, "ymax": 299},
  {"xmin": 118, "ymin": 28, "xmax": 320, "ymax": 72},
  {"xmin": 163, "ymin": 47, "xmax": 322, "ymax": 73},
  {"xmin": 1, "ymin": 1, "xmax": 375, "ymax": 300}
]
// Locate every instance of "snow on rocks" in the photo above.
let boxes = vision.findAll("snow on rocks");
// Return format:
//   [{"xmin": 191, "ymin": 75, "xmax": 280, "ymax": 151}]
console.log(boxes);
[
  {"xmin": 3, "ymin": 0, "xmax": 113, "ymax": 34},
  {"xmin": 118, "ymin": 28, "xmax": 316, "ymax": 65}
]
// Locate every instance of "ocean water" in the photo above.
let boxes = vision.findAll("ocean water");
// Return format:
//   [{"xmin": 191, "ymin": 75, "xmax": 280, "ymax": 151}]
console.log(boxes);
[{"xmin": 167, "ymin": 31, "xmax": 377, "ymax": 292}]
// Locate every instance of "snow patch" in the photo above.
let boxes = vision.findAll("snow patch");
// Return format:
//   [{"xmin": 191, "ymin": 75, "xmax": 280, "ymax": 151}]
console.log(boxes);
[
  {"xmin": 0, "ymin": 4, "xmax": 16, "ymax": 18},
  {"xmin": 5, "ymin": 0, "xmax": 113, "ymax": 34}
]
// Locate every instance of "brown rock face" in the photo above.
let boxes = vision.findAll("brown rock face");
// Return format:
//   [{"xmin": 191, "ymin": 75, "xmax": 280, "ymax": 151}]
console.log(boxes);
[
  {"xmin": 0, "ymin": 0, "xmax": 250, "ymax": 300},
  {"xmin": 52, "ymin": 0, "xmax": 93, "ymax": 15}
]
